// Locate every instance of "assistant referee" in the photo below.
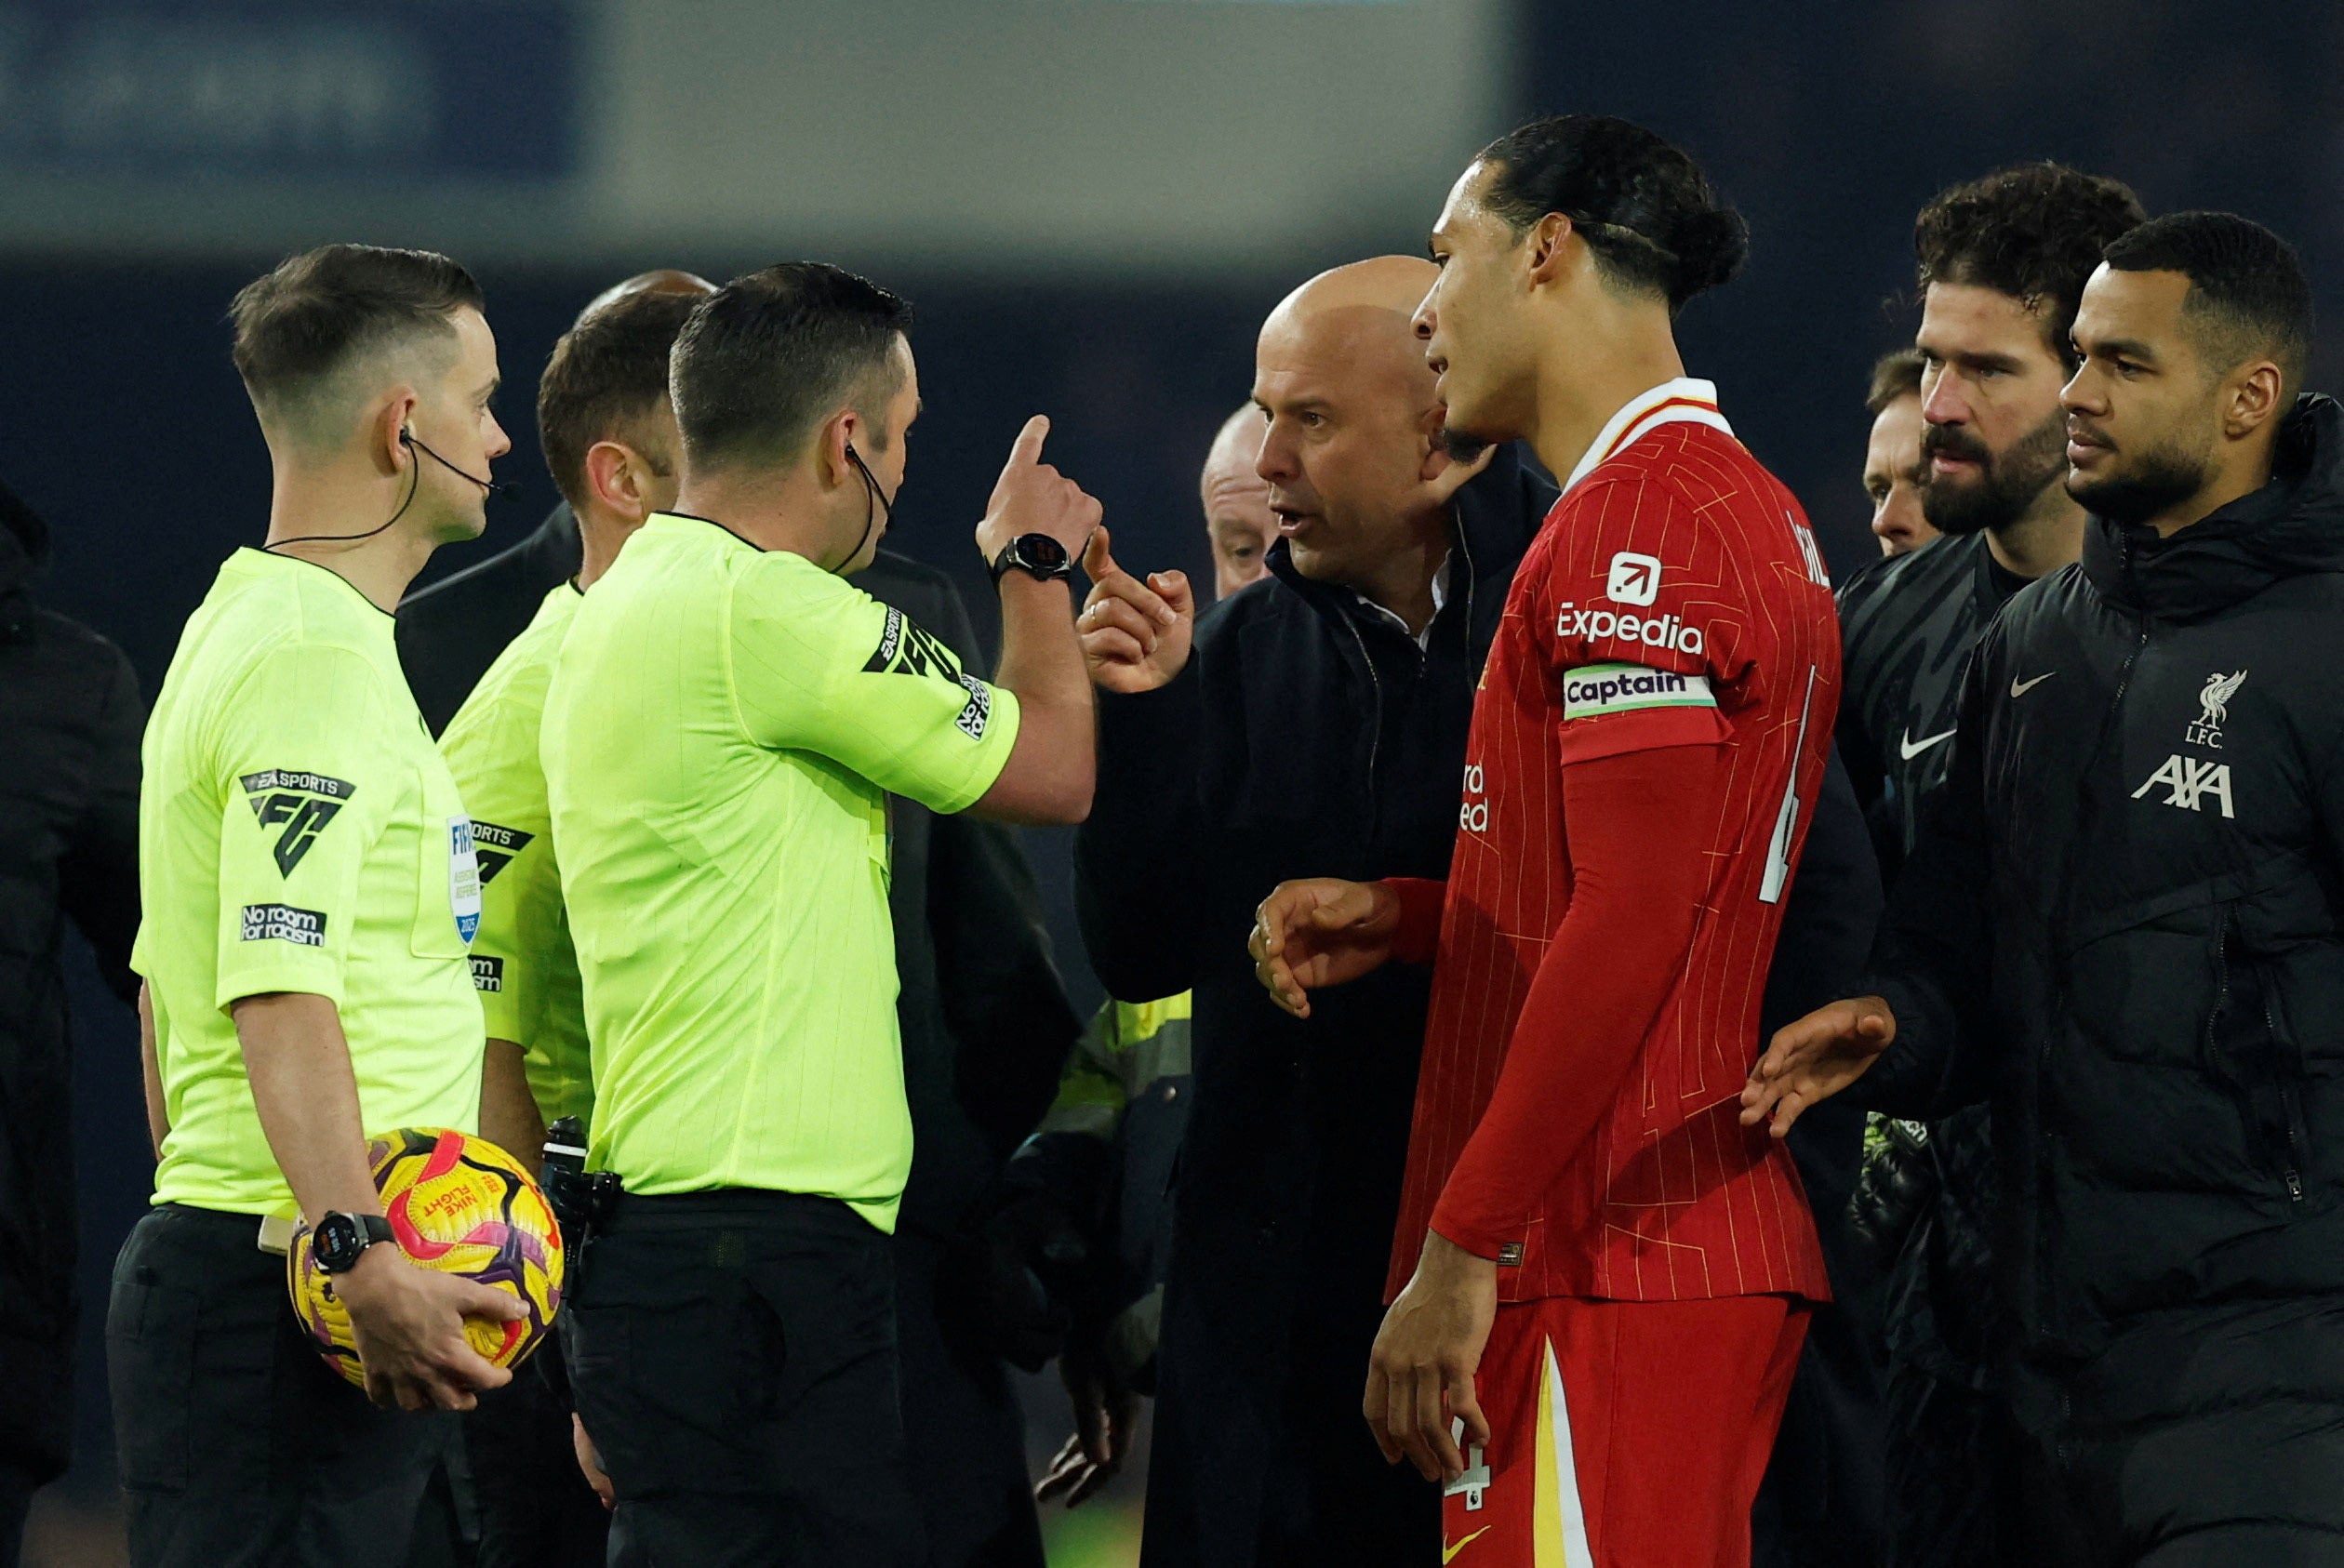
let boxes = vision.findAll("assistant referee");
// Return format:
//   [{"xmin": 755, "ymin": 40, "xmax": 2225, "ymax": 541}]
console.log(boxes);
[
  {"xmin": 114, "ymin": 245, "xmax": 525, "ymax": 1568},
  {"xmin": 543, "ymin": 262, "xmax": 1099, "ymax": 1561}
]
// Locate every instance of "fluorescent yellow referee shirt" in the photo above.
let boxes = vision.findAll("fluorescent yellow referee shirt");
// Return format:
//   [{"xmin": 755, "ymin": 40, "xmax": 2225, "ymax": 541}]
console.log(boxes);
[
  {"xmin": 133, "ymin": 549, "xmax": 486, "ymax": 1216},
  {"xmin": 440, "ymin": 584, "xmax": 593, "ymax": 1132},
  {"xmin": 542, "ymin": 514, "xmax": 1020, "ymax": 1229}
]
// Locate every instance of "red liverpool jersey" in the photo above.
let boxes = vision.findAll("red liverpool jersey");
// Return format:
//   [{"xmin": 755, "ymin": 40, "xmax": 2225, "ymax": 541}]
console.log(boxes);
[{"xmin": 1387, "ymin": 379, "xmax": 1840, "ymax": 1306}]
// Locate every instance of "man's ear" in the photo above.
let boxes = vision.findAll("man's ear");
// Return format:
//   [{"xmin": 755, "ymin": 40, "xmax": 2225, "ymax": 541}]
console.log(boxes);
[
  {"xmin": 2224, "ymin": 360, "xmax": 2287, "ymax": 441},
  {"xmin": 375, "ymin": 391, "xmax": 420, "ymax": 476},
  {"xmin": 817, "ymin": 407, "xmax": 859, "ymax": 489},
  {"xmin": 582, "ymin": 440, "xmax": 652, "ymax": 523},
  {"xmin": 1525, "ymin": 213, "xmax": 1575, "ymax": 290}
]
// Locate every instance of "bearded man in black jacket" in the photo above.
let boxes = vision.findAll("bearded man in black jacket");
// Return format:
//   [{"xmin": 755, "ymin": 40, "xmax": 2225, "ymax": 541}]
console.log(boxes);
[
  {"xmin": 1751, "ymin": 213, "xmax": 2344, "ymax": 1563},
  {"xmin": 1835, "ymin": 163, "xmax": 2146, "ymax": 1568}
]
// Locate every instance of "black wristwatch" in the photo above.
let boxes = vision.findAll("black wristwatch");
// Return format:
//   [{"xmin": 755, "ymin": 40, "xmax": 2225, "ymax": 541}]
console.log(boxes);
[
  {"xmin": 313, "ymin": 1211, "xmax": 396, "ymax": 1273},
  {"xmin": 989, "ymin": 532, "xmax": 1074, "ymax": 585}
]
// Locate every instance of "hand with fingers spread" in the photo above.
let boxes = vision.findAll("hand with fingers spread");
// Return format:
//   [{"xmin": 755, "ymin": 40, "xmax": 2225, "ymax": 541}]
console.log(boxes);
[
  {"xmin": 1738, "ymin": 994, "xmax": 1899, "ymax": 1138},
  {"xmin": 1363, "ymin": 1230, "xmax": 1496, "ymax": 1484},
  {"xmin": 1077, "ymin": 527, "xmax": 1193, "ymax": 694},
  {"xmin": 976, "ymin": 414, "xmax": 1103, "ymax": 564},
  {"xmin": 334, "ymin": 1244, "xmax": 526, "ymax": 1412},
  {"xmin": 1247, "ymin": 878, "xmax": 1402, "ymax": 1019}
]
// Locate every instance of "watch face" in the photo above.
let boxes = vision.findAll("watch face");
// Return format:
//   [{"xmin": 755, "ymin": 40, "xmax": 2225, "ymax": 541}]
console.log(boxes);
[
  {"xmin": 314, "ymin": 1213, "xmax": 361, "ymax": 1271},
  {"xmin": 1019, "ymin": 534, "xmax": 1069, "ymax": 570}
]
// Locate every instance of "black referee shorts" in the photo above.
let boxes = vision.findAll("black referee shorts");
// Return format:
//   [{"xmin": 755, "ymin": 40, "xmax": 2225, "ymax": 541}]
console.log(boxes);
[
  {"xmin": 105, "ymin": 1203, "xmax": 448, "ymax": 1568},
  {"xmin": 563, "ymin": 1189, "xmax": 921, "ymax": 1567}
]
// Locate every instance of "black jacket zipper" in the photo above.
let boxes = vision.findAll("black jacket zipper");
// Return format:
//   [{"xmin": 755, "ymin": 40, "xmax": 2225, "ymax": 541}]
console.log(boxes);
[{"xmin": 2038, "ymin": 546, "xmax": 2152, "ymax": 1343}]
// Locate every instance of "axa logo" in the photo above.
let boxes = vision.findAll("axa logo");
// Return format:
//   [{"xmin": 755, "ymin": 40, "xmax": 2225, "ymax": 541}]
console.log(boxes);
[
  {"xmin": 2133, "ymin": 754, "xmax": 2235, "ymax": 818},
  {"xmin": 1458, "ymin": 762, "xmax": 1490, "ymax": 834},
  {"xmin": 241, "ymin": 769, "xmax": 356, "ymax": 877},
  {"xmin": 2185, "ymin": 669, "xmax": 2248, "ymax": 750},
  {"xmin": 1605, "ymin": 551, "xmax": 1662, "ymax": 606},
  {"xmin": 1554, "ymin": 602, "xmax": 1706, "ymax": 657}
]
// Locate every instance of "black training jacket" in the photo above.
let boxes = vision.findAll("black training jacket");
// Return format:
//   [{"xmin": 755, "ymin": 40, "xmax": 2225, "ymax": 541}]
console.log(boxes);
[
  {"xmin": 1079, "ymin": 450, "xmax": 1552, "ymax": 1565},
  {"xmin": 1837, "ymin": 531, "xmax": 2025, "ymax": 1387},
  {"xmin": 1860, "ymin": 393, "xmax": 2344, "ymax": 1364},
  {"xmin": 0, "ymin": 484, "xmax": 141, "ymax": 1482}
]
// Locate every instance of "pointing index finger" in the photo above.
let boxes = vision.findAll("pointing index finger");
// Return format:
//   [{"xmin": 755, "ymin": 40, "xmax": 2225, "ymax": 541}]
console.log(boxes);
[{"xmin": 1006, "ymin": 414, "xmax": 1050, "ymax": 471}]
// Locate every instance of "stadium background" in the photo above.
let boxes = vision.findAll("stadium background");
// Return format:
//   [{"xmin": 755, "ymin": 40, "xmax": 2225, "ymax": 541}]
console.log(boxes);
[{"xmin": 5, "ymin": 1, "xmax": 2335, "ymax": 1561}]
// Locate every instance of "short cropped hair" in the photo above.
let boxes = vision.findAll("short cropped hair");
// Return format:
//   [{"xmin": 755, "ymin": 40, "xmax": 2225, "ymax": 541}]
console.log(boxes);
[
  {"xmin": 1475, "ymin": 113, "xmax": 1748, "ymax": 311},
  {"xmin": 229, "ymin": 245, "xmax": 483, "ymax": 435},
  {"xmin": 537, "ymin": 289, "xmax": 700, "ymax": 512},
  {"xmin": 669, "ymin": 262, "xmax": 913, "ymax": 477},
  {"xmin": 2101, "ymin": 211, "xmax": 2314, "ymax": 389},
  {"xmin": 1913, "ymin": 163, "xmax": 2145, "ymax": 364},
  {"xmin": 1867, "ymin": 348, "xmax": 1925, "ymax": 416}
]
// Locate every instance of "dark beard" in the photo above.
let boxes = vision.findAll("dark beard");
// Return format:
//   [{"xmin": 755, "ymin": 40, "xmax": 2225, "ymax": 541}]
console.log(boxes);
[
  {"xmin": 2066, "ymin": 440, "xmax": 2214, "ymax": 527},
  {"xmin": 1920, "ymin": 409, "xmax": 2069, "ymax": 537},
  {"xmin": 1436, "ymin": 424, "xmax": 1494, "ymax": 463}
]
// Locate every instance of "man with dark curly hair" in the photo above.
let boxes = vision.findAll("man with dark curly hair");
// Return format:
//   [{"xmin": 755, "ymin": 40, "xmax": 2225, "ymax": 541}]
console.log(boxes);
[
  {"xmin": 1833, "ymin": 163, "xmax": 2143, "ymax": 1567},
  {"xmin": 1755, "ymin": 206, "xmax": 2344, "ymax": 1567}
]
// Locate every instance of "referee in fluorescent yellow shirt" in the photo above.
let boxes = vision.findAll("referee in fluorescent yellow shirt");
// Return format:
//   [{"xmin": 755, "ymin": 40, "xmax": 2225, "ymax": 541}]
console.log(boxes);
[
  {"xmin": 437, "ymin": 273, "xmax": 709, "ymax": 1558},
  {"xmin": 113, "ymin": 245, "xmax": 526, "ymax": 1568},
  {"xmin": 543, "ymin": 262, "xmax": 1100, "ymax": 1561}
]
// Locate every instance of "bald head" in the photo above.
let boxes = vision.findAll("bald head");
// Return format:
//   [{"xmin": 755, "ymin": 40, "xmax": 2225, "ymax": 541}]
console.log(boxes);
[
  {"xmin": 1257, "ymin": 256, "xmax": 1441, "ymax": 401},
  {"xmin": 1201, "ymin": 404, "xmax": 1275, "ymax": 598},
  {"xmin": 1252, "ymin": 256, "xmax": 1476, "ymax": 598},
  {"xmin": 576, "ymin": 269, "xmax": 715, "ymax": 327}
]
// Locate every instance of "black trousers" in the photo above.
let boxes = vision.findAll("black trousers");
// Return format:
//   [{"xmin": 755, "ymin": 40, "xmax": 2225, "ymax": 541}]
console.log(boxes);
[
  {"xmin": 461, "ymin": 1357, "xmax": 610, "ymax": 1568},
  {"xmin": 106, "ymin": 1204, "xmax": 448, "ymax": 1568},
  {"xmin": 894, "ymin": 1229, "xmax": 1045, "ymax": 1568},
  {"xmin": 563, "ymin": 1189, "xmax": 921, "ymax": 1567}
]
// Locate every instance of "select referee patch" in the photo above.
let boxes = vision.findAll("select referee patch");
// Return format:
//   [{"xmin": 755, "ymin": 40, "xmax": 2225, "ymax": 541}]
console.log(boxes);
[
  {"xmin": 1562, "ymin": 663, "xmax": 1716, "ymax": 720},
  {"xmin": 240, "ymin": 903, "xmax": 326, "ymax": 947}
]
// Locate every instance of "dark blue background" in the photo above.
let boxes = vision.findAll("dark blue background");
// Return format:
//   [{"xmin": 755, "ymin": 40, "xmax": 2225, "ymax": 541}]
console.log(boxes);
[{"xmin": 18, "ymin": 0, "xmax": 2344, "ymax": 1529}]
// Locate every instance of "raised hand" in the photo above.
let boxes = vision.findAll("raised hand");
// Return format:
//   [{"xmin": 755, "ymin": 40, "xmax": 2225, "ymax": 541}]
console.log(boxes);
[
  {"xmin": 335, "ymin": 1244, "xmax": 526, "ymax": 1412},
  {"xmin": 976, "ymin": 415, "xmax": 1103, "ymax": 564},
  {"xmin": 1738, "ymin": 994, "xmax": 1899, "ymax": 1138},
  {"xmin": 1077, "ymin": 527, "xmax": 1193, "ymax": 693},
  {"xmin": 1247, "ymin": 878, "xmax": 1403, "ymax": 1019}
]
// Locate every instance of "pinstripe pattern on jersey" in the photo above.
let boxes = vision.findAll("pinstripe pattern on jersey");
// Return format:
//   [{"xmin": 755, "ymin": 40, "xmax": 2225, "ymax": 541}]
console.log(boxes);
[{"xmin": 1389, "ymin": 385, "xmax": 1839, "ymax": 1306}]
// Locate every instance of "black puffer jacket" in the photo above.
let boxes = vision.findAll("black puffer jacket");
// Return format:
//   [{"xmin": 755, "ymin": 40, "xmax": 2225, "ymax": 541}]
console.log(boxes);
[{"xmin": 1863, "ymin": 395, "xmax": 2344, "ymax": 1363}]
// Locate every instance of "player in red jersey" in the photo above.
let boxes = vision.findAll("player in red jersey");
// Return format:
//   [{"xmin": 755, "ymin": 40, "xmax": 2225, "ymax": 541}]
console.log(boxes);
[{"xmin": 1249, "ymin": 116, "xmax": 1841, "ymax": 1566}]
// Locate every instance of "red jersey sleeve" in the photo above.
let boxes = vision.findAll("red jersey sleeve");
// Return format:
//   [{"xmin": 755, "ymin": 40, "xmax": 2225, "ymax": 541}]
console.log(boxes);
[
  {"xmin": 1534, "ymin": 474, "xmax": 1750, "ymax": 764},
  {"xmin": 1426, "ymin": 743, "xmax": 1722, "ymax": 1259}
]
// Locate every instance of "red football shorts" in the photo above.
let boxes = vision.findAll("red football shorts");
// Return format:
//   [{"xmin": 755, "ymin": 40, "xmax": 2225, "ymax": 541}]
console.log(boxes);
[{"xmin": 1440, "ymin": 1294, "xmax": 1808, "ymax": 1568}]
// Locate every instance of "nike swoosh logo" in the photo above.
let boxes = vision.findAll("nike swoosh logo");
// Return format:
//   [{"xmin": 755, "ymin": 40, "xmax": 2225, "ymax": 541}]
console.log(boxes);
[
  {"xmin": 1443, "ymin": 1527, "xmax": 1493, "ymax": 1563},
  {"xmin": 1899, "ymin": 727, "xmax": 1956, "ymax": 762},
  {"xmin": 2010, "ymin": 672, "xmax": 2055, "ymax": 698}
]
